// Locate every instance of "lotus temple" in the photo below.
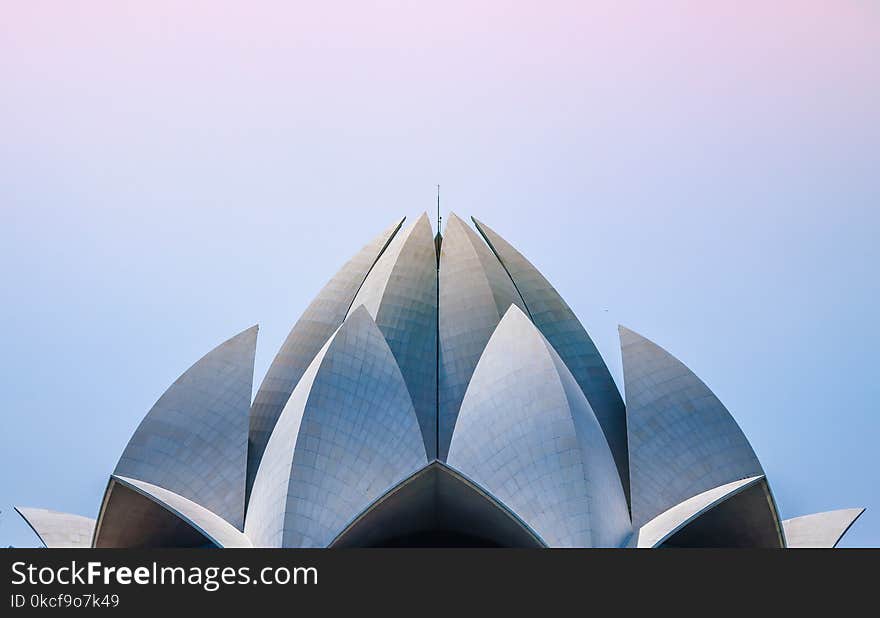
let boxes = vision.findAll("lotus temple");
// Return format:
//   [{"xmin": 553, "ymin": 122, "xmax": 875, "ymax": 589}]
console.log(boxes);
[{"xmin": 15, "ymin": 214, "xmax": 864, "ymax": 548}]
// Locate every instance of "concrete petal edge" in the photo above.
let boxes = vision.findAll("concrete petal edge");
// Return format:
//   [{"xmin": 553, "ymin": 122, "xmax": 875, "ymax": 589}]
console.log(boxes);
[
  {"xmin": 102, "ymin": 476, "xmax": 252, "ymax": 548},
  {"xmin": 447, "ymin": 305, "xmax": 631, "ymax": 547},
  {"xmin": 438, "ymin": 213, "xmax": 528, "ymax": 460},
  {"xmin": 13, "ymin": 507, "xmax": 95, "ymax": 548},
  {"xmin": 472, "ymin": 216, "xmax": 630, "ymax": 505},
  {"xmin": 631, "ymin": 476, "xmax": 764, "ymax": 547},
  {"xmin": 329, "ymin": 461, "xmax": 547, "ymax": 548},
  {"xmin": 783, "ymin": 508, "xmax": 866, "ymax": 548},
  {"xmin": 619, "ymin": 325, "xmax": 765, "ymax": 528},
  {"xmin": 245, "ymin": 306, "xmax": 428, "ymax": 548},
  {"xmin": 114, "ymin": 325, "xmax": 258, "ymax": 529},
  {"xmin": 347, "ymin": 213, "xmax": 438, "ymax": 458},
  {"xmin": 246, "ymin": 216, "xmax": 405, "ymax": 498}
]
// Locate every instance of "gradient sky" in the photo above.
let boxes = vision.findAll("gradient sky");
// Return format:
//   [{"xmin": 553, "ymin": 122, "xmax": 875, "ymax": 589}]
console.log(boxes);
[{"xmin": 1, "ymin": 1, "xmax": 877, "ymax": 547}]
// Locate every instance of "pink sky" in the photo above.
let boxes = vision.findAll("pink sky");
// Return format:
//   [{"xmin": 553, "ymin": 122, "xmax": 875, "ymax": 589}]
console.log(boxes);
[{"xmin": 3, "ymin": 2, "xmax": 877, "ymax": 165}]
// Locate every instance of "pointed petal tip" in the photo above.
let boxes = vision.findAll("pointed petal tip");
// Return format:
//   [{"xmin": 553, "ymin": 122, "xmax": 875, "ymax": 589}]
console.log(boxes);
[
  {"xmin": 470, "ymin": 216, "xmax": 495, "ymax": 238},
  {"xmin": 617, "ymin": 324, "xmax": 639, "ymax": 342},
  {"xmin": 828, "ymin": 507, "xmax": 868, "ymax": 519},
  {"xmin": 470, "ymin": 216, "xmax": 494, "ymax": 233},
  {"xmin": 500, "ymin": 302, "xmax": 530, "ymax": 324},
  {"xmin": 12, "ymin": 506, "xmax": 63, "ymax": 518},
  {"xmin": 812, "ymin": 507, "xmax": 866, "ymax": 520},
  {"xmin": 783, "ymin": 507, "xmax": 866, "ymax": 548},
  {"xmin": 618, "ymin": 325, "xmax": 651, "ymax": 346},
  {"xmin": 223, "ymin": 324, "xmax": 259, "ymax": 345},
  {"xmin": 380, "ymin": 215, "xmax": 407, "ymax": 237},
  {"xmin": 13, "ymin": 506, "xmax": 33, "ymax": 522},
  {"xmin": 341, "ymin": 304, "xmax": 383, "ymax": 336},
  {"xmin": 390, "ymin": 213, "xmax": 433, "ymax": 240},
  {"xmin": 347, "ymin": 303, "xmax": 372, "ymax": 321},
  {"xmin": 348, "ymin": 303, "xmax": 372, "ymax": 319},
  {"xmin": 413, "ymin": 212, "xmax": 434, "ymax": 231},
  {"xmin": 14, "ymin": 506, "xmax": 96, "ymax": 549}
]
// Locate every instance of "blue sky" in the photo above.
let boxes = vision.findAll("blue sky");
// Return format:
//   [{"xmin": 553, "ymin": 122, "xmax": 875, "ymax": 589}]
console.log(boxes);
[{"xmin": 1, "ymin": 1, "xmax": 877, "ymax": 547}]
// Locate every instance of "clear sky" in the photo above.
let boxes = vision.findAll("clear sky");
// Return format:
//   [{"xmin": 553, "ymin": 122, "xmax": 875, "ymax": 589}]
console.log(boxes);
[{"xmin": 1, "ymin": 1, "xmax": 877, "ymax": 547}]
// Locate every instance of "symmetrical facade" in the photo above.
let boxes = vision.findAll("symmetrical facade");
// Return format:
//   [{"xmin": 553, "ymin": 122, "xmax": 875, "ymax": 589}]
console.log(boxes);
[{"xmin": 16, "ymin": 214, "xmax": 865, "ymax": 548}]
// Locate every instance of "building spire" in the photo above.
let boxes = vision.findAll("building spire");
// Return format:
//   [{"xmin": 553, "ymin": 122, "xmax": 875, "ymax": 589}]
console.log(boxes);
[
  {"xmin": 434, "ymin": 184, "xmax": 443, "ymax": 266},
  {"xmin": 436, "ymin": 184, "xmax": 441, "ymax": 233}
]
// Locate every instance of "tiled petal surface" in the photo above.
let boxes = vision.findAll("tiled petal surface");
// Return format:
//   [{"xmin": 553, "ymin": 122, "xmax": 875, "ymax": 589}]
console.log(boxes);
[
  {"xmin": 783, "ymin": 508, "xmax": 865, "ymax": 548},
  {"xmin": 473, "ymin": 217, "xmax": 629, "ymax": 502},
  {"xmin": 247, "ymin": 217, "xmax": 404, "ymax": 496},
  {"xmin": 246, "ymin": 306, "xmax": 428, "ymax": 547},
  {"xmin": 115, "ymin": 325, "xmax": 257, "ymax": 529},
  {"xmin": 109, "ymin": 476, "xmax": 252, "ymax": 548},
  {"xmin": 620, "ymin": 326, "xmax": 764, "ymax": 527},
  {"xmin": 348, "ymin": 213, "xmax": 438, "ymax": 458},
  {"xmin": 438, "ymin": 213, "xmax": 527, "ymax": 459},
  {"xmin": 14, "ymin": 507, "xmax": 95, "ymax": 548},
  {"xmin": 448, "ymin": 306, "xmax": 631, "ymax": 548},
  {"xmin": 631, "ymin": 476, "xmax": 763, "ymax": 547}
]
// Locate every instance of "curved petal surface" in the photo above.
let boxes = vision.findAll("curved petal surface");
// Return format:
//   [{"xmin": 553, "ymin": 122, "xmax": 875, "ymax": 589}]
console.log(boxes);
[
  {"xmin": 347, "ymin": 213, "xmax": 438, "ymax": 458},
  {"xmin": 247, "ymin": 217, "xmax": 404, "ymax": 496},
  {"xmin": 783, "ymin": 508, "xmax": 865, "ymax": 548},
  {"xmin": 246, "ymin": 306, "xmax": 428, "ymax": 547},
  {"xmin": 620, "ymin": 326, "xmax": 765, "ymax": 527},
  {"xmin": 14, "ymin": 507, "xmax": 95, "ymax": 548},
  {"xmin": 94, "ymin": 476, "xmax": 252, "ymax": 548},
  {"xmin": 631, "ymin": 476, "xmax": 765, "ymax": 547},
  {"xmin": 447, "ymin": 305, "xmax": 631, "ymax": 547},
  {"xmin": 473, "ymin": 217, "xmax": 629, "ymax": 502},
  {"xmin": 654, "ymin": 475, "xmax": 784, "ymax": 548},
  {"xmin": 330, "ymin": 462, "xmax": 545, "ymax": 548},
  {"xmin": 115, "ymin": 325, "xmax": 257, "ymax": 529},
  {"xmin": 438, "ymin": 213, "xmax": 527, "ymax": 459}
]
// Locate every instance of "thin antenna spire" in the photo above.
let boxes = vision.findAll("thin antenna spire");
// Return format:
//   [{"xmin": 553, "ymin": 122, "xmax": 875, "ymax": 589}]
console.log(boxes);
[{"xmin": 436, "ymin": 184, "xmax": 441, "ymax": 232}]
